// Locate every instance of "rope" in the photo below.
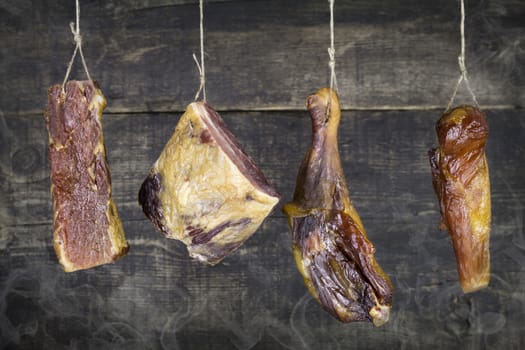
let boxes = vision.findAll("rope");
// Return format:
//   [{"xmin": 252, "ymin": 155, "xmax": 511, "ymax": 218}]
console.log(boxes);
[
  {"xmin": 62, "ymin": 0, "xmax": 92, "ymax": 92},
  {"xmin": 326, "ymin": 0, "xmax": 337, "ymax": 119},
  {"xmin": 193, "ymin": 0, "xmax": 206, "ymax": 102},
  {"xmin": 446, "ymin": 0, "xmax": 479, "ymax": 111}
]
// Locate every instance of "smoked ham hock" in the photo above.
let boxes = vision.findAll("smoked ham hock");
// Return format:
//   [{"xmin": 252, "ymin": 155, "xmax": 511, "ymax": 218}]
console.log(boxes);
[
  {"xmin": 139, "ymin": 102, "xmax": 280, "ymax": 265},
  {"xmin": 283, "ymin": 88, "xmax": 393, "ymax": 326},
  {"xmin": 429, "ymin": 105, "xmax": 491, "ymax": 293},
  {"xmin": 44, "ymin": 80, "xmax": 129, "ymax": 272}
]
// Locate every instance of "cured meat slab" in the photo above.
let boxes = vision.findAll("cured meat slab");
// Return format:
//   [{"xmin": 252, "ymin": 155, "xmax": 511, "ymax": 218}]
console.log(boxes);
[
  {"xmin": 429, "ymin": 105, "xmax": 491, "ymax": 293},
  {"xmin": 139, "ymin": 102, "xmax": 280, "ymax": 265},
  {"xmin": 44, "ymin": 80, "xmax": 129, "ymax": 272},
  {"xmin": 283, "ymin": 88, "xmax": 393, "ymax": 326}
]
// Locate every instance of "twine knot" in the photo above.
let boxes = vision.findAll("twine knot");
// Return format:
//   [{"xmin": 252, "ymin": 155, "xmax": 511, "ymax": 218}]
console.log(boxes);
[
  {"xmin": 328, "ymin": 47, "xmax": 336, "ymax": 69},
  {"xmin": 446, "ymin": 0, "xmax": 479, "ymax": 111},
  {"xmin": 62, "ymin": 0, "xmax": 92, "ymax": 92},
  {"xmin": 193, "ymin": 52, "xmax": 206, "ymax": 101},
  {"xmin": 193, "ymin": 0, "xmax": 206, "ymax": 102},
  {"xmin": 70, "ymin": 22, "xmax": 82, "ymax": 45},
  {"xmin": 458, "ymin": 54, "xmax": 468, "ymax": 78},
  {"xmin": 325, "ymin": 0, "xmax": 337, "ymax": 119}
]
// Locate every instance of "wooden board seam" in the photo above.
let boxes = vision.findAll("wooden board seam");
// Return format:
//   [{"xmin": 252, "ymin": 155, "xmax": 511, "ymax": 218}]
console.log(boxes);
[{"xmin": 5, "ymin": 105, "xmax": 523, "ymax": 118}]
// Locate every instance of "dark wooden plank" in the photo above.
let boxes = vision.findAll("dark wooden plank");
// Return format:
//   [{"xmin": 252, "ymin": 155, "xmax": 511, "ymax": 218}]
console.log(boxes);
[
  {"xmin": 1, "ymin": 225, "xmax": 524, "ymax": 349},
  {"xmin": 1, "ymin": 108, "xmax": 524, "ymax": 348},
  {"xmin": 1, "ymin": 0, "xmax": 524, "ymax": 114},
  {"xmin": 1, "ymin": 109, "xmax": 523, "ymax": 227}
]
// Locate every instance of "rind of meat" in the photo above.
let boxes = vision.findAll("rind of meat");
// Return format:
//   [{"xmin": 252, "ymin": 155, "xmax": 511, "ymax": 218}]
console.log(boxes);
[
  {"xmin": 139, "ymin": 102, "xmax": 280, "ymax": 265},
  {"xmin": 429, "ymin": 105, "xmax": 491, "ymax": 293},
  {"xmin": 283, "ymin": 88, "xmax": 393, "ymax": 326},
  {"xmin": 44, "ymin": 80, "xmax": 128, "ymax": 272}
]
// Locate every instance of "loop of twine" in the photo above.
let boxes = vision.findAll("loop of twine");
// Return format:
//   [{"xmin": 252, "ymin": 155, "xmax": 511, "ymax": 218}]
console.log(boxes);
[
  {"xmin": 192, "ymin": 53, "xmax": 205, "ymax": 101},
  {"xmin": 446, "ymin": 0, "xmax": 478, "ymax": 111},
  {"xmin": 326, "ymin": 0, "xmax": 337, "ymax": 119},
  {"xmin": 193, "ymin": 0, "xmax": 206, "ymax": 102},
  {"xmin": 62, "ymin": 0, "xmax": 92, "ymax": 92},
  {"xmin": 328, "ymin": 47, "xmax": 337, "ymax": 92}
]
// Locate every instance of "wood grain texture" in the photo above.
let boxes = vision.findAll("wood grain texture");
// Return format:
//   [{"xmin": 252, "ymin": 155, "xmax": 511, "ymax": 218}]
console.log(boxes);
[
  {"xmin": 1, "ymin": 109, "xmax": 524, "ymax": 348},
  {"xmin": 0, "ymin": 0, "xmax": 524, "ymax": 114}
]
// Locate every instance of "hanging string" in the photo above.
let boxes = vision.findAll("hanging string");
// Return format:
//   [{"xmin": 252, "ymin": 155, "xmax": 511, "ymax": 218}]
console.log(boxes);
[
  {"xmin": 446, "ymin": 0, "xmax": 479, "ymax": 111},
  {"xmin": 326, "ymin": 0, "xmax": 338, "ymax": 118},
  {"xmin": 193, "ymin": 0, "xmax": 206, "ymax": 102},
  {"xmin": 62, "ymin": 0, "xmax": 92, "ymax": 92}
]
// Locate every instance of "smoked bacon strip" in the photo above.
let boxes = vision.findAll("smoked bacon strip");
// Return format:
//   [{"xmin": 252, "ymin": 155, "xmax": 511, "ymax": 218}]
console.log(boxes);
[{"xmin": 45, "ymin": 81, "xmax": 128, "ymax": 272}]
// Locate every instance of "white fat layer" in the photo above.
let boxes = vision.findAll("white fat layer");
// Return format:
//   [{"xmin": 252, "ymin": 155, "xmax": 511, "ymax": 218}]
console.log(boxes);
[{"xmin": 153, "ymin": 103, "xmax": 278, "ymax": 260}]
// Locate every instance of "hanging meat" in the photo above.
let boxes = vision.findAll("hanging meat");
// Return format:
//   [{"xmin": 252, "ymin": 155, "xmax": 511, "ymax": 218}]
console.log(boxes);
[
  {"xmin": 44, "ymin": 80, "xmax": 129, "ymax": 272},
  {"xmin": 139, "ymin": 102, "xmax": 280, "ymax": 265},
  {"xmin": 429, "ymin": 105, "xmax": 491, "ymax": 293},
  {"xmin": 283, "ymin": 88, "xmax": 393, "ymax": 326}
]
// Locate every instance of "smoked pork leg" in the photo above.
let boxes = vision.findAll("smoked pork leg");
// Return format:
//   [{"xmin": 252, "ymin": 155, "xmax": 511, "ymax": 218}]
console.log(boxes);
[{"xmin": 283, "ymin": 88, "xmax": 393, "ymax": 326}]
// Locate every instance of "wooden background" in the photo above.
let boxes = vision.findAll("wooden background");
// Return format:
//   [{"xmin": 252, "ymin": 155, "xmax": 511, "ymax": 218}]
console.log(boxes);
[{"xmin": 1, "ymin": 0, "xmax": 524, "ymax": 349}]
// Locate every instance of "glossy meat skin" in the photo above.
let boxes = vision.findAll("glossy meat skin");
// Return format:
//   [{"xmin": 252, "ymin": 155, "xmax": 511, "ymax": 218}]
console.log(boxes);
[
  {"xmin": 44, "ymin": 81, "xmax": 128, "ymax": 272},
  {"xmin": 139, "ymin": 102, "xmax": 280, "ymax": 265},
  {"xmin": 429, "ymin": 105, "xmax": 491, "ymax": 293},
  {"xmin": 283, "ymin": 88, "xmax": 393, "ymax": 326}
]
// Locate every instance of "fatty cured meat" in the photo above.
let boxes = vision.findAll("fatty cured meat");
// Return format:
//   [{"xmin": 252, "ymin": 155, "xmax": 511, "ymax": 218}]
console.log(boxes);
[
  {"xmin": 429, "ymin": 105, "xmax": 491, "ymax": 293},
  {"xmin": 44, "ymin": 80, "xmax": 129, "ymax": 272},
  {"xmin": 283, "ymin": 88, "xmax": 393, "ymax": 326},
  {"xmin": 139, "ymin": 102, "xmax": 280, "ymax": 265}
]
